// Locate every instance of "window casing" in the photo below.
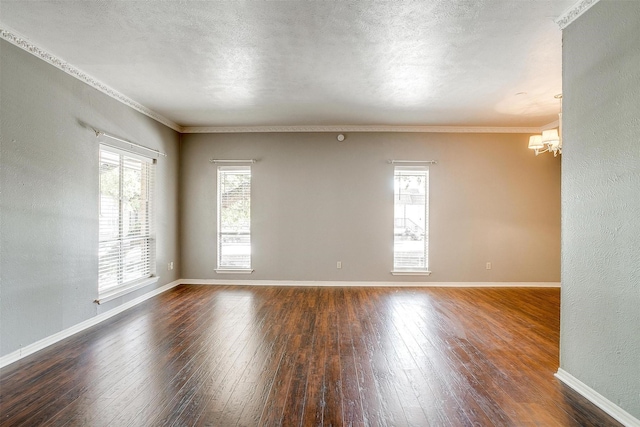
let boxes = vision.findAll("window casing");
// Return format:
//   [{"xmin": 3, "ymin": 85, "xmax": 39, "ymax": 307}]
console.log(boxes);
[
  {"xmin": 99, "ymin": 146, "xmax": 155, "ymax": 296},
  {"xmin": 393, "ymin": 166, "xmax": 429, "ymax": 272},
  {"xmin": 217, "ymin": 166, "xmax": 252, "ymax": 271}
]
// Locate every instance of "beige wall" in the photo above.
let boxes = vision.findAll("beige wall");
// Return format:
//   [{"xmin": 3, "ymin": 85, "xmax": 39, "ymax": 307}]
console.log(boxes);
[
  {"xmin": 0, "ymin": 33, "xmax": 561, "ymax": 362},
  {"xmin": 181, "ymin": 132, "xmax": 560, "ymax": 282}
]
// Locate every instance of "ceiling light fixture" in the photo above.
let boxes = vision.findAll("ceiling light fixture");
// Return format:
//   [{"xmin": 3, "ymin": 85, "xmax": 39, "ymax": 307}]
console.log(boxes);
[{"xmin": 529, "ymin": 94, "xmax": 562, "ymax": 157}]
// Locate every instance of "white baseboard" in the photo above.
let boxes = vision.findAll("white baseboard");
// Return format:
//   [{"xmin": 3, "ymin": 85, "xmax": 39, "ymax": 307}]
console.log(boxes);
[
  {"xmin": 0, "ymin": 279, "xmax": 559, "ymax": 370},
  {"xmin": 0, "ymin": 280, "xmax": 181, "ymax": 369},
  {"xmin": 555, "ymin": 368, "xmax": 640, "ymax": 427},
  {"xmin": 182, "ymin": 279, "xmax": 561, "ymax": 288}
]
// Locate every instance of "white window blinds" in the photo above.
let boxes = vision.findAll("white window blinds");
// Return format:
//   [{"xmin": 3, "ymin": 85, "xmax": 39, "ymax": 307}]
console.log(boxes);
[
  {"xmin": 393, "ymin": 166, "xmax": 429, "ymax": 271},
  {"xmin": 99, "ymin": 146, "xmax": 155, "ymax": 294},
  {"xmin": 217, "ymin": 166, "xmax": 251, "ymax": 270}
]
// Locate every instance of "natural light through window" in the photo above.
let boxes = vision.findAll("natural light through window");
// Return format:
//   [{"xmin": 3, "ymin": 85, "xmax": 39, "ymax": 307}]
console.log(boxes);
[
  {"xmin": 393, "ymin": 166, "xmax": 429, "ymax": 273},
  {"xmin": 217, "ymin": 166, "xmax": 252, "ymax": 272},
  {"xmin": 99, "ymin": 146, "xmax": 155, "ymax": 297}
]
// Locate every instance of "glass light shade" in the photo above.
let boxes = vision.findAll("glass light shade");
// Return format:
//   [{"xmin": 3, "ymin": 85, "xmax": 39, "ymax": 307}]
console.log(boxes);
[
  {"xmin": 541, "ymin": 129, "xmax": 560, "ymax": 147},
  {"xmin": 528, "ymin": 135, "xmax": 543, "ymax": 149}
]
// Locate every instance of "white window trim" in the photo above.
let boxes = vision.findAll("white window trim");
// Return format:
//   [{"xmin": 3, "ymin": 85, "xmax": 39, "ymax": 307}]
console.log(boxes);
[
  {"xmin": 393, "ymin": 165, "xmax": 430, "ymax": 272},
  {"xmin": 95, "ymin": 276, "xmax": 159, "ymax": 304},
  {"xmin": 98, "ymin": 145, "xmax": 156, "ymax": 301},
  {"xmin": 215, "ymin": 269, "xmax": 254, "ymax": 274},
  {"xmin": 391, "ymin": 270, "xmax": 432, "ymax": 276},
  {"xmin": 217, "ymin": 165, "xmax": 252, "ymax": 271}
]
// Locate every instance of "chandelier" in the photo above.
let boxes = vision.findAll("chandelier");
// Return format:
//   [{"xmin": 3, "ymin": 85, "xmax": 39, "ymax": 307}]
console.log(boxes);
[{"xmin": 529, "ymin": 94, "xmax": 562, "ymax": 157}]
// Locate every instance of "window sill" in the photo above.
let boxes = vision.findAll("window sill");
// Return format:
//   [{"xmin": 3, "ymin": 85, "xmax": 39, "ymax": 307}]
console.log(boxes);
[
  {"xmin": 95, "ymin": 276, "xmax": 159, "ymax": 305},
  {"xmin": 215, "ymin": 269, "xmax": 254, "ymax": 274},
  {"xmin": 391, "ymin": 270, "xmax": 432, "ymax": 276}
]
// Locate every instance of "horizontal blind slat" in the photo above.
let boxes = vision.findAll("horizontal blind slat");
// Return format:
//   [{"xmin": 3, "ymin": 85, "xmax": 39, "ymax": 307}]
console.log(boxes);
[
  {"xmin": 393, "ymin": 166, "xmax": 429, "ymax": 270},
  {"xmin": 218, "ymin": 167, "xmax": 251, "ymax": 269},
  {"xmin": 99, "ymin": 148, "xmax": 155, "ymax": 293}
]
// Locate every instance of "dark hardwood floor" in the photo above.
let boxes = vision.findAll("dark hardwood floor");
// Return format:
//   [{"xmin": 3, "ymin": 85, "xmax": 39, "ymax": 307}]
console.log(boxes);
[{"xmin": 0, "ymin": 285, "xmax": 622, "ymax": 426}]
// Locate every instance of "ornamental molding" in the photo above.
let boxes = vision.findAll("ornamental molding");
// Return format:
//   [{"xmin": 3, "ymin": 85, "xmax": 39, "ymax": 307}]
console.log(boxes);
[
  {"xmin": 0, "ymin": 26, "xmax": 182, "ymax": 132},
  {"xmin": 182, "ymin": 125, "xmax": 542, "ymax": 134},
  {"xmin": 556, "ymin": 0, "xmax": 601, "ymax": 29},
  {"xmin": 1, "ymin": 24, "xmax": 549, "ymax": 136}
]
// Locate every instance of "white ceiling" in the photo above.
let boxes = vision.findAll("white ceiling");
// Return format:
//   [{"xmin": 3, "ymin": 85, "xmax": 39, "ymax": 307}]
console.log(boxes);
[{"xmin": 0, "ymin": 0, "xmax": 575, "ymax": 129}]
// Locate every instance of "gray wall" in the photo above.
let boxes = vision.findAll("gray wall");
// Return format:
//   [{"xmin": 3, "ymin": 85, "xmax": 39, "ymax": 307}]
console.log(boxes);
[
  {"xmin": 0, "ymin": 40, "xmax": 181, "ymax": 357},
  {"xmin": 181, "ymin": 132, "xmax": 560, "ymax": 282},
  {"xmin": 561, "ymin": 1, "xmax": 640, "ymax": 419}
]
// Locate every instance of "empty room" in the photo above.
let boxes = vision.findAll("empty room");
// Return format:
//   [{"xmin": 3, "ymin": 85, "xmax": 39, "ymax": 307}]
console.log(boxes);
[{"xmin": 1, "ymin": 1, "xmax": 638, "ymax": 426}]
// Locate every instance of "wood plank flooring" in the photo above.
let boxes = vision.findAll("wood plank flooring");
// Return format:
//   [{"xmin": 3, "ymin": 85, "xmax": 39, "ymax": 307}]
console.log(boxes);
[{"xmin": 0, "ymin": 285, "xmax": 623, "ymax": 426}]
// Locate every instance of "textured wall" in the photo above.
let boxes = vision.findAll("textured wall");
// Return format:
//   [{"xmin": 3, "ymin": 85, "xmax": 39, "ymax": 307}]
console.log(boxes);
[
  {"xmin": 561, "ymin": 1, "xmax": 640, "ymax": 418},
  {"xmin": 0, "ymin": 40, "xmax": 181, "ymax": 357},
  {"xmin": 181, "ymin": 132, "xmax": 560, "ymax": 282}
]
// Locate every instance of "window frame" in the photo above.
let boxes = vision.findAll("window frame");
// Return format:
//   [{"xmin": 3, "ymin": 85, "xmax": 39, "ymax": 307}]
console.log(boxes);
[
  {"xmin": 215, "ymin": 165, "xmax": 253, "ymax": 274},
  {"xmin": 391, "ymin": 165, "xmax": 431, "ymax": 276},
  {"xmin": 97, "ymin": 144, "xmax": 157, "ymax": 303}
]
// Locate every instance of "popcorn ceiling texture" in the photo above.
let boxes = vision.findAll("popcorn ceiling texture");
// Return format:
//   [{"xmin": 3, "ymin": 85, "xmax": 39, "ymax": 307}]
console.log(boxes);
[
  {"xmin": 0, "ymin": 0, "xmax": 571, "ymax": 128},
  {"xmin": 561, "ymin": 1, "xmax": 640, "ymax": 419}
]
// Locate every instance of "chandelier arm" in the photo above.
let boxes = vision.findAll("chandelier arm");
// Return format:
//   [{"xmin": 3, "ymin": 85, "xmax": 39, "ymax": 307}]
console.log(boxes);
[{"xmin": 534, "ymin": 146, "xmax": 551, "ymax": 156}]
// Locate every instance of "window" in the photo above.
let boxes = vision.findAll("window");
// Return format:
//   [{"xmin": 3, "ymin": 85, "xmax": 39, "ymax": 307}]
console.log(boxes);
[
  {"xmin": 99, "ymin": 146, "xmax": 155, "ymax": 297},
  {"xmin": 393, "ymin": 166, "xmax": 429, "ymax": 273},
  {"xmin": 217, "ymin": 166, "xmax": 252, "ymax": 272}
]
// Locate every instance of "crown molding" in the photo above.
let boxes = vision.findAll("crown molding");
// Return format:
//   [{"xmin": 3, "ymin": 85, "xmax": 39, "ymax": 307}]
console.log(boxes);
[
  {"xmin": 0, "ymin": 26, "xmax": 182, "ymax": 132},
  {"xmin": 1, "ymin": 24, "xmax": 550, "ymax": 136},
  {"xmin": 556, "ymin": 0, "xmax": 601, "ymax": 29},
  {"xmin": 540, "ymin": 119, "xmax": 560, "ymax": 131},
  {"xmin": 182, "ymin": 125, "xmax": 542, "ymax": 134}
]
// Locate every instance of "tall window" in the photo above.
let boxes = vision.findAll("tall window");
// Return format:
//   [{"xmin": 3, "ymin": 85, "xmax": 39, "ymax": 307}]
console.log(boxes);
[
  {"xmin": 99, "ymin": 146, "xmax": 155, "ymax": 295},
  {"xmin": 217, "ymin": 166, "xmax": 251, "ymax": 270},
  {"xmin": 393, "ymin": 166, "xmax": 429, "ymax": 271}
]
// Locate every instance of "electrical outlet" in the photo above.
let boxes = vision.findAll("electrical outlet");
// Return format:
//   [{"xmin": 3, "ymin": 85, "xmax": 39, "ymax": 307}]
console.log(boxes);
[
  {"xmin": 337, "ymin": 261, "xmax": 342, "ymax": 269},
  {"xmin": 168, "ymin": 261, "xmax": 174, "ymax": 271},
  {"xmin": 486, "ymin": 262, "xmax": 492, "ymax": 270}
]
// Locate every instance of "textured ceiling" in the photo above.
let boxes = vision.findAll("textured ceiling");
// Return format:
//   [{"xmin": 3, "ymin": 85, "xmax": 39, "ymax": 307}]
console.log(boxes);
[{"xmin": 0, "ymin": 0, "xmax": 574, "ymax": 128}]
